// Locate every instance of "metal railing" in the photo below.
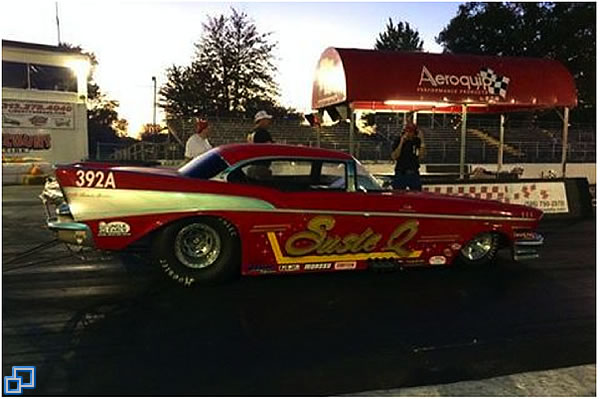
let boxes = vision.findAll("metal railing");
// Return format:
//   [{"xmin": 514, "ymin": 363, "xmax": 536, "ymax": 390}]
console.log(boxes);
[
  {"xmin": 95, "ymin": 141, "xmax": 182, "ymax": 162},
  {"xmin": 97, "ymin": 138, "xmax": 595, "ymax": 163}
]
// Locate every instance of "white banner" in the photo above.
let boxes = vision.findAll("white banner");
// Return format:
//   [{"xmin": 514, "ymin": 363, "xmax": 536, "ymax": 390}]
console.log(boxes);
[
  {"xmin": 423, "ymin": 181, "xmax": 569, "ymax": 214},
  {"xmin": 2, "ymin": 100, "xmax": 74, "ymax": 130}
]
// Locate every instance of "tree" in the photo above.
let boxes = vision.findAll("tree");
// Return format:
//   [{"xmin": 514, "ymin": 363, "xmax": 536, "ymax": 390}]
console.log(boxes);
[
  {"xmin": 59, "ymin": 43, "xmax": 131, "ymax": 157},
  {"xmin": 139, "ymin": 124, "xmax": 168, "ymax": 142},
  {"xmin": 160, "ymin": 8, "xmax": 290, "ymax": 119},
  {"xmin": 436, "ymin": 2, "xmax": 596, "ymax": 122},
  {"xmin": 375, "ymin": 18, "xmax": 424, "ymax": 51}
]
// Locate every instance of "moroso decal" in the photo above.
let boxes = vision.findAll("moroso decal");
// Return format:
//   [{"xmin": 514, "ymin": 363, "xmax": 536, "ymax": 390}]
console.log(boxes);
[
  {"xmin": 267, "ymin": 216, "xmax": 422, "ymax": 265},
  {"xmin": 98, "ymin": 221, "xmax": 131, "ymax": 237},
  {"xmin": 303, "ymin": 263, "xmax": 331, "ymax": 271},
  {"xmin": 334, "ymin": 261, "xmax": 356, "ymax": 270}
]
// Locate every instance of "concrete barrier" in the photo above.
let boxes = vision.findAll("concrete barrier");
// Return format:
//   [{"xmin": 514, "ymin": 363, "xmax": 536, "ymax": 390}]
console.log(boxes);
[
  {"xmin": 375, "ymin": 174, "xmax": 592, "ymax": 221},
  {"xmin": 2, "ymin": 162, "xmax": 52, "ymax": 185},
  {"xmin": 362, "ymin": 162, "xmax": 596, "ymax": 184}
]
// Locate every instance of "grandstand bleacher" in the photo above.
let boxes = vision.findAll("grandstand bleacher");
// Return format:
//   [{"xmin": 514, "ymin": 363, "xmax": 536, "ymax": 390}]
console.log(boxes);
[{"xmin": 107, "ymin": 116, "xmax": 595, "ymax": 164}]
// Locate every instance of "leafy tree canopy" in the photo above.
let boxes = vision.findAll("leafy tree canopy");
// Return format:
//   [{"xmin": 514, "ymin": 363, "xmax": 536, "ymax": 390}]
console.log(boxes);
[
  {"xmin": 160, "ymin": 8, "xmax": 297, "ymax": 120},
  {"xmin": 436, "ymin": 2, "xmax": 595, "ymax": 122},
  {"xmin": 139, "ymin": 124, "xmax": 169, "ymax": 142},
  {"xmin": 375, "ymin": 18, "xmax": 424, "ymax": 51}
]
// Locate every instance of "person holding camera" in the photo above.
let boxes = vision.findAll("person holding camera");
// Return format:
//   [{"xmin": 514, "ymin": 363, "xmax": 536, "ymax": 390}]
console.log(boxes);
[{"xmin": 391, "ymin": 120, "xmax": 425, "ymax": 190}]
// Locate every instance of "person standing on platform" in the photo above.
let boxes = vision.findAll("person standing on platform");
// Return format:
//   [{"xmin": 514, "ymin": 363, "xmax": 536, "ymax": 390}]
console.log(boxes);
[
  {"xmin": 248, "ymin": 110, "xmax": 274, "ymax": 143},
  {"xmin": 391, "ymin": 120, "xmax": 425, "ymax": 190}
]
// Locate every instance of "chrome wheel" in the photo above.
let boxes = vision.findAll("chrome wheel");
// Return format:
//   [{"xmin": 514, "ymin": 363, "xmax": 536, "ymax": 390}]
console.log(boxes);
[
  {"xmin": 174, "ymin": 223, "xmax": 222, "ymax": 269},
  {"xmin": 461, "ymin": 233, "xmax": 494, "ymax": 262}
]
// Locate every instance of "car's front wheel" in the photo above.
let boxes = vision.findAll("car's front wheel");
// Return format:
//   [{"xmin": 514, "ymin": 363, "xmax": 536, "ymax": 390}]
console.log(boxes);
[
  {"xmin": 152, "ymin": 217, "xmax": 240, "ymax": 286},
  {"xmin": 457, "ymin": 232, "xmax": 500, "ymax": 267}
]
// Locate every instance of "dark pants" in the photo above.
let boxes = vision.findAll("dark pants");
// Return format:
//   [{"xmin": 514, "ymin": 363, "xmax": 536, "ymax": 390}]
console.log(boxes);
[{"xmin": 392, "ymin": 170, "xmax": 422, "ymax": 191}]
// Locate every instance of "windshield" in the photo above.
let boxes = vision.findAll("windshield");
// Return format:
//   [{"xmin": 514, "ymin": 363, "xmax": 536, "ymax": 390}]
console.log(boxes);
[
  {"xmin": 178, "ymin": 149, "xmax": 229, "ymax": 179},
  {"xmin": 355, "ymin": 161, "xmax": 385, "ymax": 192}
]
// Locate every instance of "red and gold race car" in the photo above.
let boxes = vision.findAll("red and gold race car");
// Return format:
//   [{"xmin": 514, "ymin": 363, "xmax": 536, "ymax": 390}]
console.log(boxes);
[{"xmin": 41, "ymin": 144, "xmax": 544, "ymax": 286}]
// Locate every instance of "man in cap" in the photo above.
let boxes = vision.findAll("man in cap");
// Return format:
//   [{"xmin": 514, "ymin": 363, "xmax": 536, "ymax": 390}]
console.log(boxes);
[
  {"xmin": 248, "ymin": 110, "xmax": 274, "ymax": 143},
  {"xmin": 185, "ymin": 119, "xmax": 212, "ymax": 161}
]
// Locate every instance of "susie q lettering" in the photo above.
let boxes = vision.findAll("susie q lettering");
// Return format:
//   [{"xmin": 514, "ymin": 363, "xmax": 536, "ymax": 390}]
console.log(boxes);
[{"xmin": 284, "ymin": 216, "xmax": 418, "ymax": 257}]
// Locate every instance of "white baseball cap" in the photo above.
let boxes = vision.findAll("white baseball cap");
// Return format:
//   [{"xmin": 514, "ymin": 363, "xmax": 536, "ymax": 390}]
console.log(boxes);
[{"xmin": 254, "ymin": 110, "xmax": 273, "ymax": 123}]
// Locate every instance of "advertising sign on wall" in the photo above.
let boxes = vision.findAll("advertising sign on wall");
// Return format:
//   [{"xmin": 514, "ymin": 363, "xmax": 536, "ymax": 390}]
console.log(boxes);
[
  {"xmin": 2, "ymin": 100, "xmax": 74, "ymax": 130},
  {"xmin": 2, "ymin": 132, "xmax": 52, "ymax": 152},
  {"xmin": 423, "ymin": 181, "xmax": 569, "ymax": 214}
]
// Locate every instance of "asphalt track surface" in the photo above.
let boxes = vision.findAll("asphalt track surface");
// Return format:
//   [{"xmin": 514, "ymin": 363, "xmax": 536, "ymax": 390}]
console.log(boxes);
[{"xmin": 2, "ymin": 186, "xmax": 596, "ymax": 395}]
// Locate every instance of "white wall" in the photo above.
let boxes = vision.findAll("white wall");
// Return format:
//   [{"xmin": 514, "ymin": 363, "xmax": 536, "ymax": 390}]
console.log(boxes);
[{"xmin": 2, "ymin": 46, "xmax": 89, "ymax": 164}]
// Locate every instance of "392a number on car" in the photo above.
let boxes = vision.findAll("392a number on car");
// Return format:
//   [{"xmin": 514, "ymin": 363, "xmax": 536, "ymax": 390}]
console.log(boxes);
[{"xmin": 75, "ymin": 170, "xmax": 116, "ymax": 189}]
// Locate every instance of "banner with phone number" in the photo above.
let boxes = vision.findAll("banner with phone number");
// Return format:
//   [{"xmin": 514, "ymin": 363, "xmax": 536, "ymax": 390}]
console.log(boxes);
[
  {"xmin": 423, "ymin": 181, "xmax": 569, "ymax": 214},
  {"xmin": 2, "ymin": 100, "xmax": 74, "ymax": 130}
]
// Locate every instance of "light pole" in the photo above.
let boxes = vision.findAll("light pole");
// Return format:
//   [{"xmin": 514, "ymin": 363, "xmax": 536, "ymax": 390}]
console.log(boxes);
[
  {"xmin": 55, "ymin": 2, "xmax": 61, "ymax": 45},
  {"xmin": 152, "ymin": 76, "xmax": 157, "ymax": 131}
]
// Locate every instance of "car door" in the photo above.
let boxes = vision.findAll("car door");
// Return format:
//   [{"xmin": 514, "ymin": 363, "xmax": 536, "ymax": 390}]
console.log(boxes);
[{"xmin": 226, "ymin": 157, "xmax": 370, "ymax": 271}]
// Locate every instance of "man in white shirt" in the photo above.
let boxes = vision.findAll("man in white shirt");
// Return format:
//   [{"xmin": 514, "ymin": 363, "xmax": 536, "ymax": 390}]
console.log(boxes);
[{"xmin": 185, "ymin": 119, "xmax": 212, "ymax": 161}]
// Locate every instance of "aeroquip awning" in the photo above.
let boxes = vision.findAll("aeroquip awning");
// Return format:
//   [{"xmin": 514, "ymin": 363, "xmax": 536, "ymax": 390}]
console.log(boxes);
[
  {"xmin": 312, "ymin": 47, "xmax": 577, "ymax": 113},
  {"xmin": 311, "ymin": 47, "xmax": 577, "ymax": 178}
]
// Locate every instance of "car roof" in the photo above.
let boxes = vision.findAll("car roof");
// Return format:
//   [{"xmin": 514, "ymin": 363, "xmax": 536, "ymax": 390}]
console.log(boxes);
[{"xmin": 215, "ymin": 143, "xmax": 354, "ymax": 165}]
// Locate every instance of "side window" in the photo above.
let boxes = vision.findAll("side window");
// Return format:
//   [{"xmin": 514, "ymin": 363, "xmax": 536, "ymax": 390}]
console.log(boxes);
[
  {"xmin": 227, "ymin": 159, "xmax": 347, "ymax": 192},
  {"xmin": 2, "ymin": 61, "xmax": 28, "ymax": 89},
  {"xmin": 319, "ymin": 162, "xmax": 346, "ymax": 189},
  {"xmin": 29, "ymin": 64, "xmax": 77, "ymax": 92}
]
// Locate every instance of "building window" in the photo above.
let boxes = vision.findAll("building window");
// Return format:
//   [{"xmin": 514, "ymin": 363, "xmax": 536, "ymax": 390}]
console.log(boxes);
[
  {"xmin": 29, "ymin": 64, "xmax": 77, "ymax": 92},
  {"xmin": 2, "ymin": 61, "xmax": 28, "ymax": 89}
]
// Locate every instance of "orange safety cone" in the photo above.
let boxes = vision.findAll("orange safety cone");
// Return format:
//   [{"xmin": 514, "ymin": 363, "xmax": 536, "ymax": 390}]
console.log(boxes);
[
  {"xmin": 28, "ymin": 164, "xmax": 43, "ymax": 175},
  {"xmin": 22, "ymin": 163, "xmax": 46, "ymax": 185}
]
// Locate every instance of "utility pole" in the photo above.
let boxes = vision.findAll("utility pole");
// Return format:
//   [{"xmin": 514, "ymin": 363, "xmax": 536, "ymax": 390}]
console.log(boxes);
[
  {"xmin": 152, "ymin": 76, "xmax": 157, "ymax": 131},
  {"xmin": 55, "ymin": 2, "xmax": 61, "ymax": 45}
]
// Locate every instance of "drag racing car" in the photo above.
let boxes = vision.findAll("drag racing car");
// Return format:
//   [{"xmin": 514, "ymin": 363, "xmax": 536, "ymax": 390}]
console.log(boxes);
[{"xmin": 41, "ymin": 144, "xmax": 544, "ymax": 286}]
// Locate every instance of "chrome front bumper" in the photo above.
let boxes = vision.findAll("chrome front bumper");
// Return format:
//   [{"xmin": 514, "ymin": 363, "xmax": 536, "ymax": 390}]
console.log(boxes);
[
  {"xmin": 513, "ymin": 233, "xmax": 544, "ymax": 261},
  {"xmin": 41, "ymin": 179, "xmax": 94, "ymax": 247}
]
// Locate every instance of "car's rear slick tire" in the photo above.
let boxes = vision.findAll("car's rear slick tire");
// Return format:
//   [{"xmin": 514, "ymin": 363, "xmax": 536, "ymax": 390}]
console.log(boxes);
[
  {"xmin": 152, "ymin": 217, "xmax": 240, "ymax": 286},
  {"xmin": 457, "ymin": 232, "xmax": 500, "ymax": 267}
]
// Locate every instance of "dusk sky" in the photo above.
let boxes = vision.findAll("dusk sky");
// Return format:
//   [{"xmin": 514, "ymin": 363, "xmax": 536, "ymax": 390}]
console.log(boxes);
[{"xmin": 2, "ymin": 1, "xmax": 461, "ymax": 136}]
